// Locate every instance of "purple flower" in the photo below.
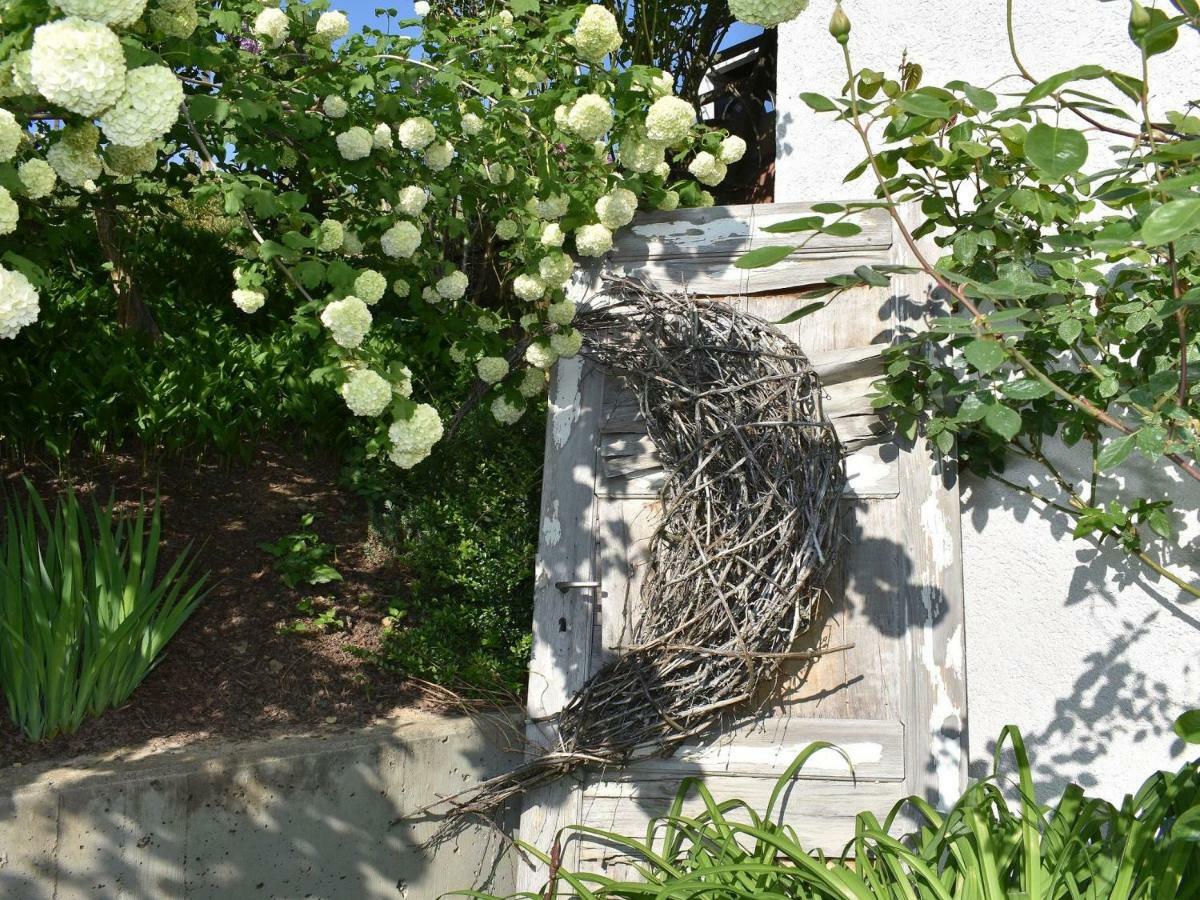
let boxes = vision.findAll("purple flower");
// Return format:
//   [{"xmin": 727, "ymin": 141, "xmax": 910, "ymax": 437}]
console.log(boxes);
[{"xmin": 238, "ymin": 36, "xmax": 261, "ymax": 54}]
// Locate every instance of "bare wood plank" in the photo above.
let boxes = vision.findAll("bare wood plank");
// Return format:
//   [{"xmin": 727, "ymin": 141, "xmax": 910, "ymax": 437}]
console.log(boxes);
[
  {"xmin": 516, "ymin": 273, "xmax": 606, "ymax": 890},
  {"xmin": 576, "ymin": 777, "xmax": 900, "ymax": 862},
  {"xmin": 891, "ymin": 205, "xmax": 970, "ymax": 808},
  {"xmin": 611, "ymin": 201, "xmax": 891, "ymax": 262},
  {"xmin": 609, "ymin": 252, "xmax": 893, "ymax": 298},
  {"xmin": 614, "ymin": 718, "xmax": 904, "ymax": 782}
]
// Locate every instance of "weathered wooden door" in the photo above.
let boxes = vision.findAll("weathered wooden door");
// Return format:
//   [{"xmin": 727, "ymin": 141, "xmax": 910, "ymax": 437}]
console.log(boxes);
[{"xmin": 518, "ymin": 202, "xmax": 967, "ymax": 887}]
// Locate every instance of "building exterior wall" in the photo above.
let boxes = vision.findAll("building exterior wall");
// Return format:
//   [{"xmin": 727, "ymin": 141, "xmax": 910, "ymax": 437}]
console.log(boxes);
[{"xmin": 775, "ymin": 0, "xmax": 1200, "ymax": 801}]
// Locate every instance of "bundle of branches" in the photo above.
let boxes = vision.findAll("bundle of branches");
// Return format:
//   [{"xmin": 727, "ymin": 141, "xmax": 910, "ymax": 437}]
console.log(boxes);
[{"xmin": 438, "ymin": 275, "xmax": 845, "ymax": 828}]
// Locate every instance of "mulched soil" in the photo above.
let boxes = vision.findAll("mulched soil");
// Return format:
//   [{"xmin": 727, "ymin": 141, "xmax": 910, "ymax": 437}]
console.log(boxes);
[{"xmin": 0, "ymin": 445, "xmax": 434, "ymax": 767}]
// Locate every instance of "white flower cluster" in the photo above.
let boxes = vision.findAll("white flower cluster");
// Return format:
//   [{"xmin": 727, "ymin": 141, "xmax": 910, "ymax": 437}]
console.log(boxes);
[
  {"xmin": 460, "ymin": 112, "xmax": 482, "ymax": 135},
  {"xmin": 148, "ymin": 0, "xmax": 198, "ymax": 38},
  {"xmin": 595, "ymin": 187, "xmax": 637, "ymax": 229},
  {"xmin": 57, "ymin": 0, "xmax": 147, "ymax": 27},
  {"xmin": 649, "ymin": 70, "xmax": 674, "ymax": 98},
  {"xmin": 728, "ymin": 0, "xmax": 809, "ymax": 28},
  {"xmin": 645, "ymin": 95, "xmax": 695, "ymax": 146},
  {"xmin": 0, "ymin": 265, "xmax": 40, "ymax": 340},
  {"xmin": 320, "ymin": 296, "xmax": 372, "ymax": 348},
  {"xmin": 0, "ymin": 109, "xmax": 21, "ymax": 162},
  {"xmin": 354, "ymin": 269, "xmax": 387, "ymax": 304},
  {"xmin": 572, "ymin": 5, "xmax": 622, "ymax": 61},
  {"xmin": 518, "ymin": 368, "xmax": 546, "ymax": 397},
  {"xmin": 413, "ymin": 0, "xmax": 430, "ymax": 15},
  {"xmin": 99, "ymin": 66, "xmax": 183, "ymax": 147},
  {"xmin": 373, "ymin": 123, "xmax": 393, "ymax": 149},
  {"xmin": 253, "ymin": 7, "xmax": 289, "ymax": 46},
  {"xmin": 657, "ymin": 189, "xmax": 680, "ymax": 211},
  {"xmin": 381, "ymin": 220, "xmax": 421, "ymax": 258},
  {"xmin": 318, "ymin": 218, "xmax": 344, "ymax": 251},
  {"xmin": 688, "ymin": 151, "xmax": 726, "ymax": 186},
  {"xmin": 535, "ymin": 194, "xmax": 569, "ymax": 220},
  {"xmin": 618, "ymin": 132, "xmax": 662, "ymax": 174},
  {"xmin": 31, "ymin": 18, "xmax": 126, "ymax": 116},
  {"xmin": 538, "ymin": 252, "xmax": 574, "ymax": 288},
  {"xmin": 232, "ymin": 288, "xmax": 265, "ymax": 313},
  {"xmin": 719, "ymin": 135, "xmax": 747, "ymax": 163},
  {"xmin": 392, "ymin": 277, "xmax": 409, "ymax": 297},
  {"xmin": 550, "ymin": 327, "xmax": 583, "ymax": 358},
  {"xmin": 47, "ymin": 124, "xmax": 102, "ymax": 188},
  {"xmin": 397, "ymin": 116, "xmax": 435, "ymax": 150},
  {"xmin": 388, "ymin": 403, "xmax": 443, "ymax": 468},
  {"xmin": 336, "ymin": 126, "xmax": 373, "ymax": 160},
  {"xmin": 342, "ymin": 230, "xmax": 364, "ymax": 255},
  {"xmin": 106, "ymin": 141, "xmax": 158, "ymax": 175},
  {"xmin": 0, "ymin": 188, "xmax": 18, "ymax": 236},
  {"xmin": 575, "ymin": 223, "xmax": 613, "ymax": 257},
  {"xmin": 513, "ymin": 273, "xmax": 545, "ymax": 301},
  {"xmin": 424, "ymin": 139, "xmax": 453, "ymax": 171},
  {"xmin": 323, "ymin": 95, "xmax": 348, "ymax": 118},
  {"xmin": 340, "ymin": 369, "xmax": 392, "ymax": 416},
  {"xmin": 525, "ymin": 341, "xmax": 558, "ymax": 370},
  {"xmin": 18, "ymin": 159, "xmax": 57, "ymax": 198},
  {"xmin": 495, "ymin": 218, "xmax": 520, "ymax": 240},
  {"xmin": 540, "ymin": 223, "xmax": 565, "ymax": 248},
  {"xmin": 314, "ymin": 10, "xmax": 349, "ymax": 42},
  {"xmin": 566, "ymin": 94, "xmax": 613, "ymax": 141},
  {"xmin": 476, "ymin": 356, "xmax": 509, "ymax": 383},
  {"xmin": 436, "ymin": 270, "xmax": 468, "ymax": 300},
  {"xmin": 547, "ymin": 299, "xmax": 576, "ymax": 326},
  {"xmin": 491, "ymin": 396, "xmax": 524, "ymax": 425}
]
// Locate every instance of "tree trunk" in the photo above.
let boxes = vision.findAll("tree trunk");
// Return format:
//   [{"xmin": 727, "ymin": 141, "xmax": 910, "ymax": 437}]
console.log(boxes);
[{"xmin": 94, "ymin": 205, "xmax": 160, "ymax": 340}]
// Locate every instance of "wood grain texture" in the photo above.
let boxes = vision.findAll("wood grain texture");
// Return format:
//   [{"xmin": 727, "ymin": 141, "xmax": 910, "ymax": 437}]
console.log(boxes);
[
  {"xmin": 518, "ymin": 203, "xmax": 967, "ymax": 884},
  {"xmin": 891, "ymin": 205, "xmax": 970, "ymax": 808}
]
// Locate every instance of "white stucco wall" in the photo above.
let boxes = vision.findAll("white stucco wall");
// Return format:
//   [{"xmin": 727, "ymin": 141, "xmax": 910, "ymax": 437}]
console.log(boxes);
[{"xmin": 775, "ymin": 0, "xmax": 1200, "ymax": 801}]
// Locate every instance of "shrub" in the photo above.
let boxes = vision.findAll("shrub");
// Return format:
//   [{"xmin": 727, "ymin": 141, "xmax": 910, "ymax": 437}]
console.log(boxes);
[
  {"xmin": 360, "ymin": 407, "xmax": 545, "ymax": 695},
  {"xmin": 0, "ymin": 484, "xmax": 208, "ymax": 740},
  {"xmin": 466, "ymin": 719, "xmax": 1200, "ymax": 898}
]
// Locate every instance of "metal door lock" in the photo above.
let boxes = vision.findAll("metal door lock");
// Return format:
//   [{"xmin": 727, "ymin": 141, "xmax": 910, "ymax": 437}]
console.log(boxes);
[{"xmin": 554, "ymin": 580, "xmax": 601, "ymax": 593}]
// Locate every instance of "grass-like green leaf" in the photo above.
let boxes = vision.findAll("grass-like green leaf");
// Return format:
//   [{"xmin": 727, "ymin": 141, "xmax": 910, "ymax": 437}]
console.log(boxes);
[
  {"xmin": 734, "ymin": 245, "xmax": 795, "ymax": 269},
  {"xmin": 0, "ymin": 484, "xmax": 208, "ymax": 741}
]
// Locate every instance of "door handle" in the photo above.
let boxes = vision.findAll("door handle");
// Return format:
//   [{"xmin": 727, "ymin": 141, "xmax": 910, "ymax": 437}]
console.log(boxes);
[{"xmin": 554, "ymin": 580, "xmax": 601, "ymax": 593}]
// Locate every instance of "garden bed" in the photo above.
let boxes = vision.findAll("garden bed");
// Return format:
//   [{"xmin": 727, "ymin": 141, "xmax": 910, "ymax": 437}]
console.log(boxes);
[{"xmin": 0, "ymin": 446, "xmax": 433, "ymax": 766}]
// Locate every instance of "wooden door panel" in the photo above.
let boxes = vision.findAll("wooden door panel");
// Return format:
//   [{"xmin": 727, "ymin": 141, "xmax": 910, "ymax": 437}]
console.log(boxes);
[{"xmin": 516, "ymin": 203, "xmax": 966, "ymax": 889}]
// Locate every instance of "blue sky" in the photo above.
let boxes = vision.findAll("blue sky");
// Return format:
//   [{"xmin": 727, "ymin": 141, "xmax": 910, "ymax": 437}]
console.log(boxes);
[{"xmin": 338, "ymin": 0, "xmax": 761, "ymax": 50}]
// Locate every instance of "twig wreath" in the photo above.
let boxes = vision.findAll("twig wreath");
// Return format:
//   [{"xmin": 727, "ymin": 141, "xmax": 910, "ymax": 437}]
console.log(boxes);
[{"xmin": 438, "ymin": 275, "xmax": 846, "ymax": 828}]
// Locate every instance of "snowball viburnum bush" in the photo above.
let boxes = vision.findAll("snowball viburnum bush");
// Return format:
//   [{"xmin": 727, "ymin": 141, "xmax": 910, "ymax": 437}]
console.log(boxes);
[
  {"xmin": 728, "ymin": 0, "xmax": 810, "ymax": 28},
  {"xmin": 0, "ymin": 0, "xmax": 731, "ymax": 466}
]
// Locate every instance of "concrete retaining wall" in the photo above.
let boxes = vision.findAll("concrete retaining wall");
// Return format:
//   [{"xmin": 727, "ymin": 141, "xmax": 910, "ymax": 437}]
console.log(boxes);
[{"xmin": 0, "ymin": 710, "xmax": 521, "ymax": 899}]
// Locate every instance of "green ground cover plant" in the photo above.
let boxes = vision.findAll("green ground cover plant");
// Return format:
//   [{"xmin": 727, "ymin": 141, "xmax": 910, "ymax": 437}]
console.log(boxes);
[
  {"xmin": 466, "ymin": 715, "xmax": 1200, "ymax": 899},
  {"xmin": 0, "ymin": 484, "xmax": 208, "ymax": 740}
]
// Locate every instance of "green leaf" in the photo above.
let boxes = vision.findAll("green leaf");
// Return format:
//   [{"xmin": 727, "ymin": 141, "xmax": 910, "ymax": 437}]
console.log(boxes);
[
  {"xmin": 798, "ymin": 92, "xmax": 837, "ymax": 112},
  {"xmin": 1134, "ymin": 425, "xmax": 1167, "ymax": 460},
  {"xmin": 1024, "ymin": 123, "xmax": 1089, "ymax": 180},
  {"xmin": 1000, "ymin": 378, "xmax": 1052, "ymax": 401},
  {"xmin": 984, "ymin": 403, "xmax": 1022, "ymax": 440},
  {"xmin": 962, "ymin": 84, "xmax": 997, "ymax": 112},
  {"xmin": 1058, "ymin": 318, "xmax": 1083, "ymax": 343},
  {"xmin": 821, "ymin": 221, "xmax": 863, "ymax": 238},
  {"xmin": 896, "ymin": 91, "xmax": 952, "ymax": 119},
  {"xmin": 810, "ymin": 202, "xmax": 845, "ymax": 214},
  {"xmin": 1023, "ymin": 65, "xmax": 1108, "ymax": 103},
  {"xmin": 963, "ymin": 338, "xmax": 1006, "ymax": 374},
  {"xmin": 853, "ymin": 265, "xmax": 891, "ymax": 287},
  {"xmin": 773, "ymin": 302, "xmax": 825, "ymax": 325},
  {"xmin": 1131, "ymin": 7, "xmax": 1180, "ymax": 56},
  {"xmin": 1097, "ymin": 434, "xmax": 1135, "ymax": 470},
  {"xmin": 1141, "ymin": 198, "xmax": 1200, "ymax": 246},
  {"xmin": 956, "ymin": 394, "xmax": 989, "ymax": 423},
  {"xmin": 1146, "ymin": 508, "xmax": 1173, "ymax": 539},
  {"xmin": 734, "ymin": 245, "xmax": 795, "ymax": 269},
  {"xmin": 509, "ymin": 0, "xmax": 538, "ymax": 13},
  {"xmin": 1174, "ymin": 709, "xmax": 1200, "ymax": 744},
  {"xmin": 761, "ymin": 216, "xmax": 823, "ymax": 234},
  {"xmin": 953, "ymin": 232, "xmax": 981, "ymax": 264}
]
